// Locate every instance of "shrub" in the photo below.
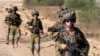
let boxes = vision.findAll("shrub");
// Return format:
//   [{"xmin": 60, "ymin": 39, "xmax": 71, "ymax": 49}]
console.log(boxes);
[
  {"xmin": 63, "ymin": 0, "xmax": 94, "ymax": 10},
  {"xmin": 78, "ymin": 8, "xmax": 100, "ymax": 24},
  {"xmin": 23, "ymin": 0, "xmax": 63, "ymax": 6}
]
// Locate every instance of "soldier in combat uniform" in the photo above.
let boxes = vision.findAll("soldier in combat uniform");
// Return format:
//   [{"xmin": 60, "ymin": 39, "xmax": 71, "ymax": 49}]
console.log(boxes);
[
  {"xmin": 49, "ymin": 7, "xmax": 69, "ymax": 56},
  {"xmin": 26, "ymin": 10, "xmax": 43, "ymax": 56},
  {"xmin": 50, "ymin": 9, "xmax": 90, "ymax": 56},
  {"xmin": 4, "ymin": 8, "xmax": 12, "ymax": 44},
  {"xmin": 8, "ymin": 6, "xmax": 22, "ymax": 48}
]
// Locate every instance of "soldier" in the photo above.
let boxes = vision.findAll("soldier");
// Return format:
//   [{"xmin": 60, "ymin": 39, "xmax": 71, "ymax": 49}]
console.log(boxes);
[
  {"xmin": 4, "ymin": 8, "xmax": 12, "ymax": 44},
  {"xmin": 49, "ymin": 7, "xmax": 67, "ymax": 37},
  {"xmin": 51, "ymin": 10, "xmax": 90, "ymax": 56},
  {"xmin": 49, "ymin": 7, "xmax": 68, "ymax": 56},
  {"xmin": 26, "ymin": 10, "xmax": 43, "ymax": 56},
  {"xmin": 9, "ymin": 6, "xmax": 22, "ymax": 48}
]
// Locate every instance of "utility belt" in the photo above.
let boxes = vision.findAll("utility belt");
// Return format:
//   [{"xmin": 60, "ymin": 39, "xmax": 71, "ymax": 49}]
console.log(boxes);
[
  {"xmin": 31, "ymin": 28, "xmax": 40, "ymax": 34},
  {"xmin": 11, "ymin": 22, "xmax": 19, "ymax": 27},
  {"xmin": 11, "ymin": 24, "xmax": 19, "ymax": 27}
]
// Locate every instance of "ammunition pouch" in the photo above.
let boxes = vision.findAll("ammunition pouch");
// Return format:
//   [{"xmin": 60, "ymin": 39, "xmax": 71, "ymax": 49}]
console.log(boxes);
[
  {"xmin": 31, "ymin": 27, "xmax": 39, "ymax": 34},
  {"xmin": 11, "ymin": 17, "xmax": 21, "ymax": 26}
]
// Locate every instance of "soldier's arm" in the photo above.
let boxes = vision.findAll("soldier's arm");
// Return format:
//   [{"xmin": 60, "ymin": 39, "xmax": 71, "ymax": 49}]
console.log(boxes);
[
  {"xmin": 49, "ymin": 22, "xmax": 60, "ymax": 40},
  {"xmin": 25, "ymin": 20, "xmax": 33, "ymax": 30},
  {"xmin": 4, "ymin": 15, "xmax": 12, "ymax": 25},
  {"xmin": 79, "ymin": 31, "xmax": 90, "ymax": 55},
  {"xmin": 18, "ymin": 14, "xmax": 22, "ymax": 25},
  {"xmin": 5, "ymin": 15, "xmax": 10, "ymax": 21},
  {"xmin": 19, "ymin": 15, "xmax": 22, "ymax": 25},
  {"xmin": 39, "ymin": 19, "xmax": 43, "ymax": 33}
]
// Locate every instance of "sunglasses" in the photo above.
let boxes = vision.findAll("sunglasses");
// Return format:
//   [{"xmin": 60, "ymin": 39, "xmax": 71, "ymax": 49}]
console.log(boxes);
[{"xmin": 65, "ymin": 19, "xmax": 75, "ymax": 22}]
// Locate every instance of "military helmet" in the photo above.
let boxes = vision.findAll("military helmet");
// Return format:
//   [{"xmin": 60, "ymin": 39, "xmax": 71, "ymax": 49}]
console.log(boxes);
[
  {"xmin": 8, "ymin": 8, "xmax": 13, "ymax": 12},
  {"xmin": 6, "ymin": 8, "xmax": 12, "ymax": 13},
  {"xmin": 11, "ymin": 6, "xmax": 18, "ymax": 11},
  {"xmin": 31, "ymin": 10, "xmax": 39, "ymax": 16},
  {"xmin": 57, "ymin": 7, "xmax": 64, "ymax": 18},
  {"xmin": 63, "ymin": 7, "xmax": 68, "ymax": 10},
  {"xmin": 57, "ymin": 7, "xmax": 68, "ymax": 18},
  {"xmin": 63, "ymin": 10, "xmax": 76, "ymax": 23}
]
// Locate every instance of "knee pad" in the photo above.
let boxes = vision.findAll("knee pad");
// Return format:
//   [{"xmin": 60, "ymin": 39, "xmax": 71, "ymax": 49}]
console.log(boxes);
[
  {"xmin": 9, "ymin": 35, "xmax": 13, "ymax": 40},
  {"xmin": 6, "ymin": 32, "xmax": 9, "ymax": 37},
  {"xmin": 34, "ymin": 43, "xmax": 40, "ymax": 51},
  {"xmin": 16, "ymin": 33, "xmax": 21, "ymax": 38}
]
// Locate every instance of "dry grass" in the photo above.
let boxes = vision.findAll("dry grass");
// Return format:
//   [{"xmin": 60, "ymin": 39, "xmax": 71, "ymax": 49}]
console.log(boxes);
[
  {"xmin": 23, "ymin": 6, "xmax": 59, "ymax": 21},
  {"xmin": 76, "ymin": 23, "xmax": 100, "ymax": 40}
]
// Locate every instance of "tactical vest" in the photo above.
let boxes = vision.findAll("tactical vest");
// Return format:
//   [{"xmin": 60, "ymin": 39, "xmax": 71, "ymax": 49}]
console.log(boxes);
[
  {"xmin": 11, "ymin": 13, "xmax": 22, "ymax": 26},
  {"xmin": 29, "ymin": 19, "xmax": 41, "ymax": 34},
  {"xmin": 62, "ymin": 27, "xmax": 85, "ymax": 48}
]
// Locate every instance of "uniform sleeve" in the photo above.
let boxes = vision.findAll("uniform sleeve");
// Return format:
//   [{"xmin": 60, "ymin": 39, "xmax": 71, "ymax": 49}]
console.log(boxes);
[
  {"xmin": 79, "ymin": 31, "xmax": 90, "ymax": 55},
  {"xmin": 25, "ymin": 19, "xmax": 33, "ymax": 30},
  {"xmin": 49, "ymin": 22, "xmax": 64, "ymax": 51},
  {"xmin": 52, "ymin": 31, "xmax": 63, "ymax": 51},
  {"xmin": 4, "ymin": 15, "xmax": 11, "ymax": 25},
  {"xmin": 17, "ymin": 14, "xmax": 22, "ymax": 25},
  {"xmin": 49, "ymin": 22, "xmax": 60, "ymax": 40},
  {"xmin": 39, "ymin": 20, "xmax": 43, "ymax": 30},
  {"xmin": 4, "ymin": 16, "xmax": 8, "ymax": 22}
]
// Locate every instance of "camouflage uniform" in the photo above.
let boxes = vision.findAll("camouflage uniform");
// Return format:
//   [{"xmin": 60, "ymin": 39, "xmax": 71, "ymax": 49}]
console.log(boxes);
[
  {"xmin": 49, "ymin": 21, "xmax": 65, "ymax": 56},
  {"xmin": 26, "ymin": 10, "xmax": 43, "ymax": 54},
  {"xmin": 50, "ymin": 7, "xmax": 68, "ymax": 56},
  {"xmin": 55, "ymin": 27, "xmax": 90, "ymax": 56},
  {"xmin": 4, "ymin": 8, "xmax": 12, "ymax": 44},
  {"xmin": 9, "ymin": 6, "xmax": 22, "ymax": 47},
  {"xmin": 50, "ymin": 8, "xmax": 89, "ymax": 56}
]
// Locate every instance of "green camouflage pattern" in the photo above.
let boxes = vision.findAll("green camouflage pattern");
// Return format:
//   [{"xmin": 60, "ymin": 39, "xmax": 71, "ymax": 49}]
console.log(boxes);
[
  {"xmin": 7, "ymin": 13, "xmax": 22, "ymax": 47},
  {"xmin": 10, "ymin": 26, "xmax": 20, "ymax": 36},
  {"xmin": 55, "ymin": 27, "xmax": 90, "ymax": 56},
  {"xmin": 31, "ymin": 33, "xmax": 40, "ymax": 51},
  {"xmin": 49, "ymin": 21, "xmax": 63, "ymax": 56},
  {"xmin": 5, "ymin": 13, "xmax": 12, "ymax": 42},
  {"xmin": 57, "ymin": 7, "xmax": 68, "ymax": 18},
  {"xmin": 50, "ymin": 20, "xmax": 89, "ymax": 56},
  {"xmin": 26, "ymin": 18, "xmax": 43, "ymax": 52},
  {"xmin": 62, "ymin": 10, "xmax": 76, "ymax": 23},
  {"xmin": 5, "ymin": 14, "xmax": 12, "ymax": 26},
  {"xmin": 7, "ymin": 13, "xmax": 21, "ymax": 34},
  {"xmin": 31, "ymin": 10, "xmax": 39, "ymax": 16}
]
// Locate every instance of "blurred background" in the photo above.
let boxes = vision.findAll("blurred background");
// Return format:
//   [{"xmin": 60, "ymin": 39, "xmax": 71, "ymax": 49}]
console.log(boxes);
[{"xmin": 0, "ymin": 0, "xmax": 100, "ymax": 56}]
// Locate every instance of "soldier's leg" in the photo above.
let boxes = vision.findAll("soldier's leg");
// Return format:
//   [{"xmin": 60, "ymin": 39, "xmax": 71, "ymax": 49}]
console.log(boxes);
[
  {"xmin": 12, "ymin": 33, "xmax": 15, "ymax": 48},
  {"xmin": 34, "ymin": 35, "xmax": 40, "ymax": 56},
  {"xmin": 10, "ymin": 26, "xmax": 16, "ymax": 48},
  {"xmin": 16, "ymin": 28, "xmax": 21, "ymax": 47},
  {"xmin": 31, "ymin": 42, "xmax": 35, "ymax": 56},
  {"xmin": 9, "ymin": 32, "xmax": 15, "ymax": 48},
  {"xmin": 6, "ymin": 27, "xmax": 10, "ymax": 44},
  {"xmin": 31, "ymin": 34, "xmax": 35, "ymax": 56}
]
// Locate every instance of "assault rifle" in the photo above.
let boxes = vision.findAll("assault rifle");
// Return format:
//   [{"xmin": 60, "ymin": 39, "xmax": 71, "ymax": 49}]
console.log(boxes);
[
  {"xmin": 48, "ymin": 27, "xmax": 64, "ymax": 32},
  {"xmin": 55, "ymin": 37, "xmax": 86, "ymax": 56},
  {"xmin": 27, "ymin": 21, "xmax": 39, "ymax": 34}
]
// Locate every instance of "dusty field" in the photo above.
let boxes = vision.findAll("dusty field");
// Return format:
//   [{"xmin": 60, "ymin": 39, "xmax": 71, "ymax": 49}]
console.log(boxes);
[{"xmin": 0, "ymin": 2, "xmax": 100, "ymax": 56}]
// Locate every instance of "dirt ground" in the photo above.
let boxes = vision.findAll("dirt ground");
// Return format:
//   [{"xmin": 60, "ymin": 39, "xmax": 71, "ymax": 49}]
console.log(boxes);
[{"xmin": 0, "ymin": 2, "xmax": 100, "ymax": 56}]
